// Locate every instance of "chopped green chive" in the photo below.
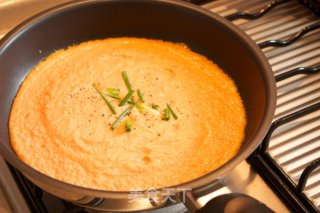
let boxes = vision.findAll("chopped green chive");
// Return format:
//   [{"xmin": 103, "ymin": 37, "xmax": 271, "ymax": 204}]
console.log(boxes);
[
  {"xmin": 128, "ymin": 100, "xmax": 136, "ymax": 105},
  {"xmin": 163, "ymin": 108, "xmax": 170, "ymax": 121},
  {"xmin": 151, "ymin": 104, "xmax": 159, "ymax": 110},
  {"xmin": 112, "ymin": 95, "xmax": 145, "ymax": 130},
  {"xmin": 137, "ymin": 89, "xmax": 145, "ymax": 103},
  {"xmin": 135, "ymin": 92, "xmax": 145, "ymax": 113},
  {"xmin": 137, "ymin": 93, "xmax": 144, "ymax": 104},
  {"xmin": 128, "ymin": 96, "xmax": 137, "ymax": 105},
  {"xmin": 140, "ymin": 104, "xmax": 161, "ymax": 116},
  {"xmin": 95, "ymin": 73, "xmax": 178, "ymax": 132},
  {"xmin": 125, "ymin": 119, "xmax": 132, "ymax": 132},
  {"xmin": 104, "ymin": 88, "xmax": 120, "ymax": 99},
  {"xmin": 136, "ymin": 103, "xmax": 144, "ymax": 114},
  {"xmin": 122, "ymin": 71, "xmax": 132, "ymax": 92},
  {"xmin": 93, "ymin": 83, "xmax": 116, "ymax": 114},
  {"xmin": 112, "ymin": 106, "xmax": 134, "ymax": 130},
  {"xmin": 119, "ymin": 90, "xmax": 135, "ymax": 106},
  {"xmin": 167, "ymin": 104, "xmax": 178, "ymax": 120}
]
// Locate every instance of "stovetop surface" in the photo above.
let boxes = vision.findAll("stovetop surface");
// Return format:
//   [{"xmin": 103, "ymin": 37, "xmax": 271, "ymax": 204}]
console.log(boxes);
[{"xmin": 0, "ymin": 0, "xmax": 319, "ymax": 212}]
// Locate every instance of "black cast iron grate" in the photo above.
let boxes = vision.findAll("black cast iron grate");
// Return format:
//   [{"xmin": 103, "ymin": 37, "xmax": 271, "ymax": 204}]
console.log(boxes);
[
  {"xmin": 223, "ymin": 0, "xmax": 320, "ymax": 212},
  {"xmin": 247, "ymin": 103, "xmax": 320, "ymax": 213},
  {"xmin": 8, "ymin": 163, "xmax": 88, "ymax": 213}
]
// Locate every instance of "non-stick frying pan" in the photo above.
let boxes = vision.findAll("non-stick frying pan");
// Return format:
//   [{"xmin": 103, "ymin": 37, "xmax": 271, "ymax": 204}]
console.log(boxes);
[{"xmin": 0, "ymin": 0, "xmax": 276, "ymax": 212}]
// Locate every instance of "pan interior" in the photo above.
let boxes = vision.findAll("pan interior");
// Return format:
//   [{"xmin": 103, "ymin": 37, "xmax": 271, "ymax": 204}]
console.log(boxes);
[{"xmin": 0, "ymin": 0, "xmax": 274, "ymax": 193}]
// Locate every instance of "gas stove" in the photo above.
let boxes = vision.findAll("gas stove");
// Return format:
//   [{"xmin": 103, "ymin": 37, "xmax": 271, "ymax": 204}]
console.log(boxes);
[{"xmin": 0, "ymin": 0, "xmax": 319, "ymax": 212}]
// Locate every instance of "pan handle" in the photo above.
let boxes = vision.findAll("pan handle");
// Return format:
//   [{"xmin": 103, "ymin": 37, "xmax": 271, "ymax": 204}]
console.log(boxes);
[
  {"xmin": 184, "ymin": 190, "xmax": 274, "ymax": 213},
  {"xmin": 182, "ymin": 181, "xmax": 274, "ymax": 213},
  {"xmin": 196, "ymin": 193, "xmax": 274, "ymax": 213}
]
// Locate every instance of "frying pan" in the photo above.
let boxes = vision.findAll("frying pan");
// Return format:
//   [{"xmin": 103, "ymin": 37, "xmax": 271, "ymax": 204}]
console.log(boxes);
[{"xmin": 0, "ymin": 0, "xmax": 276, "ymax": 212}]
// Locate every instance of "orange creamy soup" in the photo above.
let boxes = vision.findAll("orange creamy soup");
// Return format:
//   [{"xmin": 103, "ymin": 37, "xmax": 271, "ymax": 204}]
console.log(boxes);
[{"xmin": 9, "ymin": 38, "xmax": 246, "ymax": 190}]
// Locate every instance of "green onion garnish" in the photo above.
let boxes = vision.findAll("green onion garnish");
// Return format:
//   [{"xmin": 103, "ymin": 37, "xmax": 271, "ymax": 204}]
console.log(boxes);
[
  {"xmin": 167, "ymin": 104, "xmax": 178, "ymax": 120},
  {"xmin": 122, "ymin": 71, "xmax": 132, "ymax": 92},
  {"xmin": 136, "ymin": 103, "xmax": 144, "ymax": 114},
  {"xmin": 112, "ymin": 106, "xmax": 134, "ymax": 130},
  {"xmin": 128, "ymin": 100, "xmax": 136, "ymax": 105},
  {"xmin": 137, "ymin": 89, "xmax": 145, "ymax": 103},
  {"xmin": 135, "ymin": 92, "xmax": 145, "ymax": 113},
  {"xmin": 125, "ymin": 119, "xmax": 132, "ymax": 132},
  {"xmin": 137, "ymin": 93, "xmax": 144, "ymax": 103},
  {"xmin": 128, "ymin": 96, "xmax": 136, "ymax": 105},
  {"xmin": 163, "ymin": 108, "xmax": 170, "ymax": 121},
  {"xmin": 119, "ymin": 90, "xmax": 135, "ymax": 106},
  {"xmin": 140, "ymin": 104, "xmax": 160, "ymax": 116},
  {"xmin": 104, "ymin": 88, "xmax": 120, "ymax": 99},
  {"xmin": 95, "ymin": 72, "xmax": 178, "ymax": 132},
  {"xmin": 93, "ymin": 83, "xmax": 116, "ymax": 114},
  {"xmin": 112, "ymin": 95, "xmax": 144, "ymax": 130}
]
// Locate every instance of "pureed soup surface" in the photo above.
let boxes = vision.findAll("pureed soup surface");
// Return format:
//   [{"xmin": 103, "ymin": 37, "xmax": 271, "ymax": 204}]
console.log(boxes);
[{"xmin": 9, "ymin": 38, "xmax": 246, "ymax": 191}]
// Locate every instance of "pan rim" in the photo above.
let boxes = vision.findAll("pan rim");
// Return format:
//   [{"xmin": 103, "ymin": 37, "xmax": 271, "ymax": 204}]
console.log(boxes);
[{"xmin": 0, "ymin": 0, "xmax": 276, "ymax": 200}]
